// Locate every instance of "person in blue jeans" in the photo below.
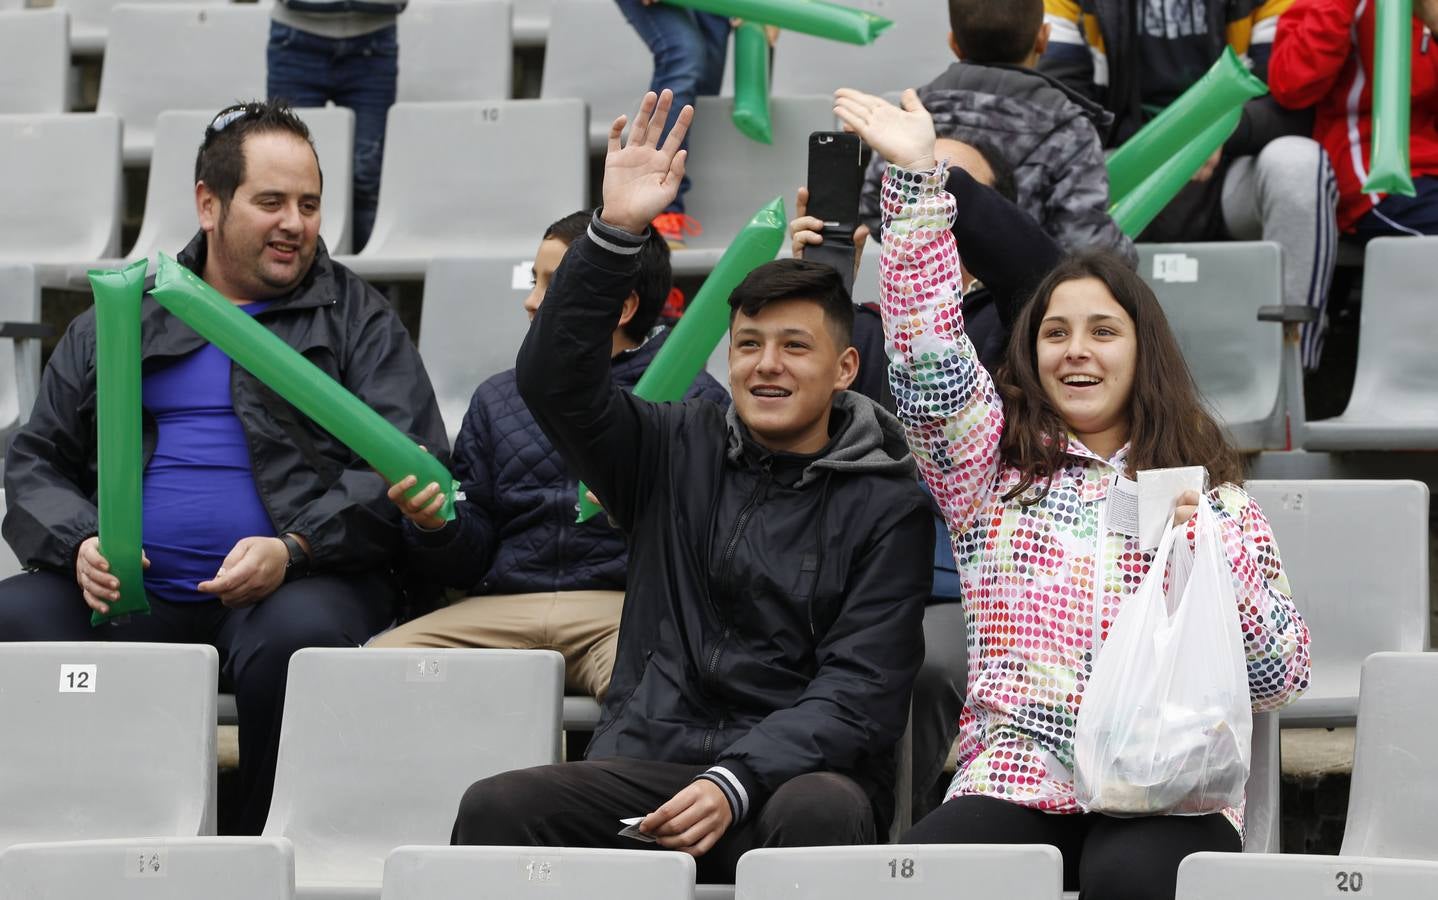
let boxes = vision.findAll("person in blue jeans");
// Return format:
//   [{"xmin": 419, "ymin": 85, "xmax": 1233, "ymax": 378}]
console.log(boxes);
[
  {"xmin": 267, "ymin": 0, "xmax": 404, "ymax": 251},
  {"xmin": 614, "ymin": 0, "xmax": 730, "ymax": 247}
]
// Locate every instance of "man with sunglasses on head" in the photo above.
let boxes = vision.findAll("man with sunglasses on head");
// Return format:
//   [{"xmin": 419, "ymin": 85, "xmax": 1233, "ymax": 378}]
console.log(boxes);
[{"xmin": 0, "ymin": 100, "xmax": 447, "ymax": 835}]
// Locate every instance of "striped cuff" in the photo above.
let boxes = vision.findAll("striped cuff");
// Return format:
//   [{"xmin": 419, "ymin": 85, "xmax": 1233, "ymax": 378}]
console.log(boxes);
[
  {"xmin": 696, "ymin": 766, "xmax": 751, "ymax": 824},
  {"xmin": 588, "ymin": 210, "xmax": 648, "ymax": 256}
]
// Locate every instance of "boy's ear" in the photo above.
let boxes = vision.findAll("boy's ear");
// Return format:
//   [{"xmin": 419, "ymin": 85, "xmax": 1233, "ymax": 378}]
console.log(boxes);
[
  {"xmin": 1033, "ymin": 21, "xmax": 1052, "ymax": 59},
  {"xmin": 947, "ymin": 30, "xmax": 963, "ymax": 60}
]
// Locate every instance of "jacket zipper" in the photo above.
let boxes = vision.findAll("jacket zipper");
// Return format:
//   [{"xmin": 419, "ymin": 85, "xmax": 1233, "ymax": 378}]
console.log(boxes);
[{"xmin": 720, "ymin": 458, "xmax": 773, "ymax": 605}]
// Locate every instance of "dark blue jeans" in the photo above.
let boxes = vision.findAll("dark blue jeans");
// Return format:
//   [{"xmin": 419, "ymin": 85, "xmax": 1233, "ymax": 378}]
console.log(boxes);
[
  {"xmin": 267, "ymin": 20, "xmax": 398, "ymax": 250},
  {"xmin": 613, "ymin": 0, "xmax": 730, "ymax": 213}
]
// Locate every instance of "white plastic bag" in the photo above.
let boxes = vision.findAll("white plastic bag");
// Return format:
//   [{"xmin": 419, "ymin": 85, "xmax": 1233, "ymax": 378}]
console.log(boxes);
[{"xmin": 1074, "ymin": 496, "xmax": 1252, "ymax": 816}]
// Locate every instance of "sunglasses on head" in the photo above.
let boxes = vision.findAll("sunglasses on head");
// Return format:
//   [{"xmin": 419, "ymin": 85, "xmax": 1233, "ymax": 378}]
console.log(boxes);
[{"xmin": 203, "ymin": 103, "xmax": 266, "ymax": 145}]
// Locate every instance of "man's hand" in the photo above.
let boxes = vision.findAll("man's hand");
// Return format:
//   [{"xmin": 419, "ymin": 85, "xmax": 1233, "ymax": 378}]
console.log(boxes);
[
  {"xmin": 1173, "ymin": 490, "xmax": 1202, "ymax": 528},
  {"xmin": 388, "ymin": 475, "xmax": 448, "ymax": 531},
  {"xmin": 1192, "ymin": 147, "xmax": 1223, "ymax": 183},
  {"xmin": 197, "ymin": 536, "xmax": 289, "ymax": 608},
  {"xmin": 833, "ymin": 88, "xmax": 936, "ymax": 171},
  {"xmin": 790, "ymin": 186, "xmax": 871, "ymax": 279},
  {"xmin": 639, "ymin": 780, "xmax": 734, "ymax": 858},
  {"xmin": 75, "ymin": 535, "xmax": 149, "ymax": 616},
  {"xmin": 600, "ymin": 90, "xmax": 694, "ymax": 234}
]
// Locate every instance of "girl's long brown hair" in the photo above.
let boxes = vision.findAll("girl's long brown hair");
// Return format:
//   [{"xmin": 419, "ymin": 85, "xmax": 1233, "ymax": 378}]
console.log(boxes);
[{"xmin": 997, "ymin": 251, "xmax": 1243, "ymax": 504}]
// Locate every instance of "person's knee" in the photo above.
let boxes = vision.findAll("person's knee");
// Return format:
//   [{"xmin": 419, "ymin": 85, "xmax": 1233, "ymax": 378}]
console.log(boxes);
[
  {"xmin": 1256, "ymin": 136, "xmax": 1329, "ymax": 194},
  {"xmin": 0, "ymin": 572, "xmax": 86, "ymax": 640},
  {"xmin": 452, "ymin": 768, "xmax": 552, "ymax": 845},
  {"xmin": 759, "ymin": 772, "xmax": 875, "ymax": 846}
]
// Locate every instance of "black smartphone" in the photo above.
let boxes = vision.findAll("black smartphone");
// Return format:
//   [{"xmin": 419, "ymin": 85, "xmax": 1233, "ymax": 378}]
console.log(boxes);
[{"xmin": 805, "ymin": 132, "xmax": 864, "ymax": 297}]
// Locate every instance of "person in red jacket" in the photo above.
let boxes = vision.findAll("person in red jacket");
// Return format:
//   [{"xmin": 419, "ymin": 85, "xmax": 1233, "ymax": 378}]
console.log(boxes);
[{"xmin": 1270, "ymin": 0, "xmax": 1438, "ymax": 239}]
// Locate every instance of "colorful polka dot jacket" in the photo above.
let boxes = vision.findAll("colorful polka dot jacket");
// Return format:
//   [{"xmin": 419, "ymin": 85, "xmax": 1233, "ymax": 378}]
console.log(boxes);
[{"xmin": 878, "ymin": 163, "xmax": 1311, "ymax": 823}]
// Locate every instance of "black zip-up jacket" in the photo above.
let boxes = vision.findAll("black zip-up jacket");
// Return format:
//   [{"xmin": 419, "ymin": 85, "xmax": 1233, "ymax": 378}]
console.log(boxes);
[
  {"xmin": 3, "ymin": 231, "xmax": 448, "ymax": 575},
  {"xmin": 516, "ymin": 216, "xmax": 933, "ymax": 833}
]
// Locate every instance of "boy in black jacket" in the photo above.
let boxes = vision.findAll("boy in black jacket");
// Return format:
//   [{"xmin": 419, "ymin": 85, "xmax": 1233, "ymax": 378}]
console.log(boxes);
[{"xmin": 450, "ymin": 91, "xmax": 933, "ymax": 882}]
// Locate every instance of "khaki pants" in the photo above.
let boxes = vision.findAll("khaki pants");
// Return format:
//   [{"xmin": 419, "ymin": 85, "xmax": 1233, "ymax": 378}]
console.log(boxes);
[{"xmin": 369, "ymin": 591, "xmax": 622, "ymax": 700}]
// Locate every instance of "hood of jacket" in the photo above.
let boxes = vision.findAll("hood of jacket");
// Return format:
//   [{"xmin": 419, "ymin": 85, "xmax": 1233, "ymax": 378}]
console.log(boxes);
[
  {"xmin": 723, "ymin": 389, "xmax": 917, "ymax": 487},
  {"xmin": 921, "ymin": 60, "xmax": 1114, "ymax": 134}
]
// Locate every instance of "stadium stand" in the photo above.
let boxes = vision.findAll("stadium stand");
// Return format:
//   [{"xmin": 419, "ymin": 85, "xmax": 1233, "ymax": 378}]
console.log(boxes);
[
  {"xmin": 49, "ymin": 0, "xmax": 217, "ymax": 56},
  {"xmin": 1342, "ymin": 652, "xmax": 1438, "ymax": 859},
  {"xmin": 0, "ymin": 9, "xmax": 69, "ymax": 115},
  {"xmin": 0, "ymin": 264, "xmax": 43, "ymax": 442},
  {"xmin": 1303, "ymin": 236, "xmax": 1438, "ymax": 451},
  {"xmin": 396, "ymin": 0, "xmax": 513, "ymax": 103},
  {"xmin": 0, "ymin": 643, "xmax": 218, "ymax": 849},
  {"xmin": 334, "ymin": 99, "xmax": 587, "ymax": 280},
  {"xmin": 540, "ymin": 0, "xmax": 650, "ymax": 153},
  {"xmin": 261, "ymin": 648, "xmax": 563, "ymax": 898},
  {"xmin": 769, "ymin": 0, "xmax": 954, "ymax": 97},
  {"xmin": 380, "ymin": 846, "xmax": 696, "ymax": 900},
  {"xmin": 1245, "ymin": 711, "xmax": 1281, "ymax": 854},
  {"xmin": 1246, "ymin": 480, "xmax": 1431, "ymax": 727},
  {"xmin": 0, "ymin": 837, "xmax": 295, "ymax": 900},
  {"xmin": 0, "ymin": 113, "xmax": 122, "ymax": 264},
  {"xmin": 505, "ymin": 0, "xmax": 551, "ymax": 47},
  {"xmin": 96, "ymin": 3, "xmax": 269, "ymax": 165},
  {"xmin": 1177, "ymin": 853, "xmax": 1438, "ymax": 900},
  {"xmin": 734, "ymin": 845, "xmax": 1063, "ymax": 900}
]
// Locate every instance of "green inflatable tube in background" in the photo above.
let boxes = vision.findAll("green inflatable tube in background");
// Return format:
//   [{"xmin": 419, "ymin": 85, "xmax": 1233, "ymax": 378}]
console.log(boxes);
[
  {"xmin": 1106, "ymin": 47, "xmax": 1268, "ymax": 204},
  {"xmin": 1111, "ymin": 108, "xmax": 1244, "ymax": 238},
  {"xmin": 732, "ymin": 22, "xmax": 773, "ymax": 144},
  {"xmin": 149, "ymin": 255, "xmax": 459, "ymax": 521},
  {"xmin": 1363, "ymin": 0, "xmax": 1416, "ymax": 196},
  {"xmin": 89, "ymin": 259, "xmax": 152, "ymax": 626},
  {"xmin": 659, "ymin": 0, "xmax": 892, "ymax": 45},
  {"xmin": 577, "ymin": 196, "xmax": 789, "ymax": 523}
]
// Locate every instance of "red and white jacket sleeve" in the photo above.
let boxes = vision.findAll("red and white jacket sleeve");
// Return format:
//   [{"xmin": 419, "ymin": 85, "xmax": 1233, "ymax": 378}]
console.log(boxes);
[{"xmin": 1268, "ymin": 0, "xmax": 1360, "ymax": 109}]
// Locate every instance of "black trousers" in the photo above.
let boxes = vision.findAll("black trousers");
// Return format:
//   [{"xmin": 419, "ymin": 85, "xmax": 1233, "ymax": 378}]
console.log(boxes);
[
  {"xmin": 0, "ymin": 569, "xmax": 395, "ymax": 835},
  {"xmin": 452, "ymin": 757, "xmax": 877, "ymax": 883},
  {"xmin": 903, "ymin": 795, "xmax": 1241, "ymax": 900}
]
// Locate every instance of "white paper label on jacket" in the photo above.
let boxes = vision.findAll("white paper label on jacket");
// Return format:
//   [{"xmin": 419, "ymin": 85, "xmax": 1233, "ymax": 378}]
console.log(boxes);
[
  {"xmin": 1104, "ymin": 476, "xmax": 1141, "ymax": 539},
  {"xmin": 58, "ymin": 663, "xmax": 96, "ymax": 693},
  {"xmin": 125, "ymin": 847, "xmax": 167, "ymax": 878},
  {"xmin": 1152, "ymin": 253, "xmax": 1199, "ymax": 283}
]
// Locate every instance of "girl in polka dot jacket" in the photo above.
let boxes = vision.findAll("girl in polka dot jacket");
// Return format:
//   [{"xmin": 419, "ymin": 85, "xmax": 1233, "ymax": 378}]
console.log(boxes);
[{"xmin": 835, "ymin": 87, "xmax": 1311, "ymax": 898}]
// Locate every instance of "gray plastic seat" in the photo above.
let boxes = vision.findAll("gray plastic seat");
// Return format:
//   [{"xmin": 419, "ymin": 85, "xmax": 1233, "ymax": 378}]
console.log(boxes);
[
  {"xmin": 510, "ymin": 0, "xmax": 550, "ymax": 46},
  {"xmin": 418, "ymin": 256, "xmax": 534, "ymax": 441},
  {"xmin": 97, "ymin": 3, "xmax": 269, "ymax": 164},
  {"xmin": 262, "ymin": 648, "xmax": 564, "ymax": 898},
  {"xmin": 336, "ymin": 99, "xmax": 586, "ymax": 280},
  {"xmin": 1342, "ymin": 652, "xmax": 1438, "ymax": 859},
  {"xmin": 0, "ymin": 838, "xmax": 295, "ymax": 900},
  {"xmin": 397, "ymin": 1, "xmax": 512, "ymax": 102},
  {"xmin": 0, "ymin": 492, "xmax": 22, "ymax": 579},
  {"xmin": 130, "ymin": 107, "xmax": 355, "ymax": 261},
  {"xmin": 0, "ymin": 114, "xmax": 122, "ymax": 263},
  {"xmin": 0, "ymin": 264, "xmax": 42, "ymax": 438},
  {"xmin": 1138, "ymin": 242, "xmax": 1285, "ymax": 452},
  {"xmin": 0, "ymin": 642, "xmax": 218, "ymax": 849},
  {"xmin": 735, "ymin": 844, "xmax": 1062, "ymax": 899},
  {"xmin": 0, "ymin": 9, "xmax": 69, "ymax": 114},
  {"xmin": 381, "ymin": 846, "xmax": 695, "ymax": 900},
  {"xmin": 49, "ymin": 0, "xmax": 211, "ymax": 54},
  {"xmin": 1177, "ymin": 852, "xmax": 1438, "ymax": 900},
  {"xmin": 1304, "ymin": 236, "xmax": 1438, "ymax": 450},
  {"xmin": 540, "ymin": 0, "xmax": 649, "ymax": 152},
  {"xmin": 1244, "ymin": 480, "xmax": 1429, "ymax": 727},
  {"xmin": 770, "ymin": 0, "xmax": 955, "ymax": 97},
  {"xmin": 672, "ymin": 95, "xmax": 836, "ymax": 275},
  {"xmin": 1243, "ymin": 711, "xmax": 1280, "ymax": 853}
]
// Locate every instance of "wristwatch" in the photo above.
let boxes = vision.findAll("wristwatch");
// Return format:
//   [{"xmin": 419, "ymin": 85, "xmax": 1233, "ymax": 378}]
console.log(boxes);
[{"xmin": 280, "ymin": 533, "xmax": 310, "ymax": 582}]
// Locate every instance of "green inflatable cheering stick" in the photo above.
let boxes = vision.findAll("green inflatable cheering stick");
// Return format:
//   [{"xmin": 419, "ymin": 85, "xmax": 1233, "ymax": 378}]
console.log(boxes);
[
  {"xmin": 732, "ymin": 21, "xmax": 774, "ymax": 144},
  {"xmin": 1363, "ymin": 0, "xmax": 1417, "ymax": 196},
  {"xmin": 659, "ymin": 0, "xmax": 891, "ymax": 45},
  {"xmin": 149, "ymin": 255, "xmax": 459, "ymax": 521},
  {"xmin": 89, "ymin": 259, "xmax": 153, "ymax": 625},
  {"xmin": 576, "ymin": 196, "xmax": 788, "ymax": 523},
  {"xmin": 1111, "ymin": 109, "xmax": 1244, "ymax": 237}
]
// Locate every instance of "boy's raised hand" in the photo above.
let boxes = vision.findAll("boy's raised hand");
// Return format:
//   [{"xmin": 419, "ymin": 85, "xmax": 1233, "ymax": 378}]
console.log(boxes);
[
  {"xmin": 600, "ymin": 90, "xmax": 694, "ymax": 234},
  {"xmin": 833, "ymin": 88, "xmax": 937, "ymax": 172}
]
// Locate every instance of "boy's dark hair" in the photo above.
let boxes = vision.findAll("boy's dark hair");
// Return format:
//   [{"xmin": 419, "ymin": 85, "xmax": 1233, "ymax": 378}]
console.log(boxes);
[
  {"xmin": 947, "ymin": 0, "xmax": 1044, "ymax": 65},
  {"xmin": 194, "ymin": 100, "xmax": 320, "ymax": 211},
  {"xmin": 968, "ymin": 139, "xmax": 1018, "ymax": 204},
  {"xmin": 544, "ymin": 210, "xmax": 673, "ymax": 344},
  {"xmin": 728, "ymin": 258, "xmax": 855, "ymax": 348}
]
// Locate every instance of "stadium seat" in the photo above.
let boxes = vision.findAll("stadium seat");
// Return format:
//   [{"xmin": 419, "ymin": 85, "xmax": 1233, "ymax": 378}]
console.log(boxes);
[
  {"xmin": 0, "ymin": 837, "xmax": 295, "ymax": 900},
  {"xmin": 417, "ymin": 256, "xmax": 534, "ymax": 441},
  {"xmin": 1244, "ymin": 480, "xmax": 1430, "ymax": 727},
  {"xmin": 97, "ymin": 4, "xmax": 268, "ymax": 164},
  {"xmin": 509, "ymin": 0, "xmax": 550, "ymax": 46},
  {"xmin": 672, "ymin": 96, "xmax": 836, "ymax": 275},
  {"xmin": 129, "ymin": 107, "xmax": 355, "ymax": 262},
  {"xmin": 397, "ymin": 0, "xmax": 512, "ymax": 103},
  {"xmin": 0, "ymin": 264, "xmax": 43, "ymax": 439},
  {"xmin": 1303, "ymin": 236, "xmax": 1438, "ymax": 450},
  {"xmin": 0, "ymin": 492, "xmax": 22, "ymax": 580},
  {"xmin": 1177, "ymin": 852, "xmax": 1438, "ymax": 900},
  {"xmin": 336, "ymin": 99, "xmax": 586, "ymax": 280},
  {"xmin": 380, "ymin": 846, "xmax": 696, "ymax": 900},
  {"xmin": 0, "ymin": 114, "xmax": 122, "ymax": 264},
  {"xmin": 0, "ymin": 9, "xmax": 69, "ymax": 115},
  {"xmin": 1244, "ymin": 711, "xmax": 1280, "ymax": 853},
  {"xmin": 49, "ymin": 0, "xmax": 212, "ymax": 54},
  {"xmin": 770, "ymin": 0, "xmax": 956, "ymax": 97},
  {"xmin": 0, "ymin": 642, "xmax": 218, "ymax": 849},
  {"xmin": 540, "ymin": 0, "xmax": 649, "ymax": 152},
  {"xmin": 734, "ymin": 845, "xmax": 1063, "ymax": 899},
  {"xmin": 1138, "ymin": 243, "xmax": 1285, "ymax": 452},
  {"xmin": 1342, "ymin": 652, "xmax": 1438, "ymax": 860},
  {"xmin": 262, "ymin": 648, "xmax": 564, "ymax": 898}
]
